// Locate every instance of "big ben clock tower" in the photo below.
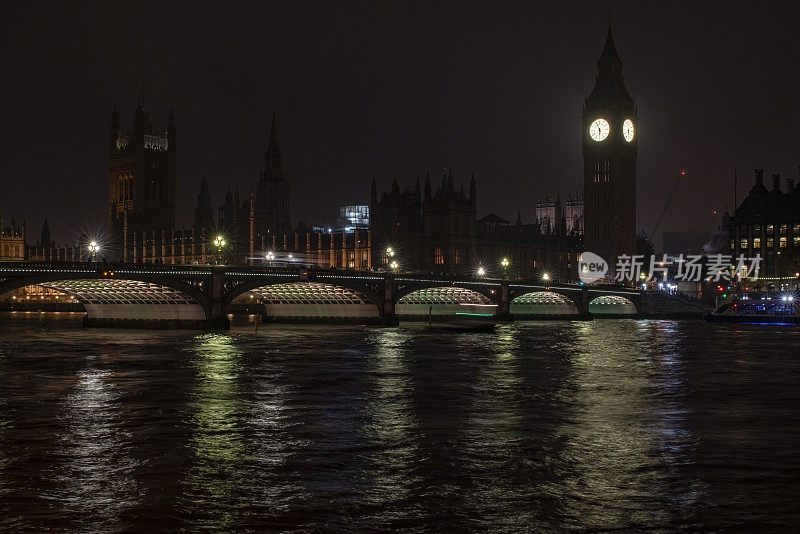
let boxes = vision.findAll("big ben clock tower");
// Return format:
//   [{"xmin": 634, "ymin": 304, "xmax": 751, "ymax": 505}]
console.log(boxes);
[{"xmin": 583, "ymin": 24, "xmax": 637, "ymax": 273}]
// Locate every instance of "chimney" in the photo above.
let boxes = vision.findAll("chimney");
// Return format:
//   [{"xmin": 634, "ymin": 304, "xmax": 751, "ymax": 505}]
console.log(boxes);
[
  {"xmin": 772, "ymin": 173, "xmax": 781, "ymax": 192},
  {"xmin": 755, "ymin": 168, "xmax": 764, "ymax": 187},
  {"xmin": 788, "ymin": 177, "xmax": 796, "ymax": 191}
]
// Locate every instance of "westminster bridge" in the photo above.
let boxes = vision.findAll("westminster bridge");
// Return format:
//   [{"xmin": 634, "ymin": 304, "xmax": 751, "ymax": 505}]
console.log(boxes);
[{"xmin": 0, "ymin": 262, "xmax": 703, "ymax": 328}]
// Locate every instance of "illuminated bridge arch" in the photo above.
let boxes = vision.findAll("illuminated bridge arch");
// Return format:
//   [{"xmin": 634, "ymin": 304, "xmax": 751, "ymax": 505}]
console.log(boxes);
[
  {"xmin": 396, "ymin": 286, "xmax": 497, "ymax": 318},
  {"xmin": 510, "ymin": 291, "xmax": 580, "ymax": 316},
  {"xmin": 235, "ymin": 282, "xmax": 380, "ymax": 320},
  {"xmin": 0, "ymin": 275, "xmax": 211, "ymax": 323},
  {"xmin": 589, "ymin": 294, "xmax": 638, "ymax": 315}
]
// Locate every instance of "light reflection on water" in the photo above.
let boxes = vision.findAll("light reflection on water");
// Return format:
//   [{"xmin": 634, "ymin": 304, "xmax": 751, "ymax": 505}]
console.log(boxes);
[
  {"xmin": 47, "ymin": 362, "xmax": 142, "ymax": 533},
  {"xmin": 0, "ymin": 347, "xmax": 13, "ymax": 531},
  {"xmin": 180, "ymin": 334, "xmax": 248, "ymax": 530},
  {"xmin": 0, "ymin": 314, "xmax": 798, "ymax": 531},
  {"xmin": 362, "ymin": 329, "xmax": 421, "ymax": 526},
  {"xmin": 460, "ymin": 326, "xmax": 531, "ymax": 529},
  {"xmin": 553, "ymin": 322, "xmax": 672, "ymax": 529}
]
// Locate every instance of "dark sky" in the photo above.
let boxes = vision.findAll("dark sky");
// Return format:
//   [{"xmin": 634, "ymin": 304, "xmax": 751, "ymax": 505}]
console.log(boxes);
[{"xmin": 2, "ymin": 1, "xmax": 799, "ymax": 248}]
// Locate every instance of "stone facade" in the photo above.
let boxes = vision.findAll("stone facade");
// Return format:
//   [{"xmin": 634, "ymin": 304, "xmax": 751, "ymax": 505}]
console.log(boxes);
[
  {"xmin": 728, "ymin": 168, "xmax": 800, "ymax": 278},
  {"xmin": 0, "ymin": 217, "xmax": 25, "ymax": 261},
  {"xmin": 108, "ymin": 104, "xmax": 176, "ymax": 260},
  {"xmin": 370, "ymin": 173, "xmax": 582, "ymax": 279}
]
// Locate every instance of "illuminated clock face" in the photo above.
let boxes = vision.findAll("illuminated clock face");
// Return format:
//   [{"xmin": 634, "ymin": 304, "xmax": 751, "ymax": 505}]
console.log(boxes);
[
  {"xmin": 589, "ymin": 118, "xmax": 610, "ymax": 141},
  {"xmin": 623, "ymin": 119, "xmax": 635, "ymax": 142}
]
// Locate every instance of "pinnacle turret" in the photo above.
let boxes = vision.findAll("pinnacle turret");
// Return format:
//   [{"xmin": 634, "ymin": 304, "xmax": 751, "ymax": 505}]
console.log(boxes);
[{"xmin": 587, "ymin": 23, "xmax": 632, "ymax": 102}]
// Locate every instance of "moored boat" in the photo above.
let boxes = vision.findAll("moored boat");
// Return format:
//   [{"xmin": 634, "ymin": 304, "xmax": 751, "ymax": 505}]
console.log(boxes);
[{"xmin": 706, "ymin": 291, "xmax": 798, "ymax": 324}]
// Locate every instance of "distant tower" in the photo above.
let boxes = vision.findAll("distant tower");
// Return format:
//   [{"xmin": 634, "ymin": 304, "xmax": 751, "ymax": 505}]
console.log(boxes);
[
  {"xmin": 582, "ymin": 23, "xmax": 637, "ymax": 268},
  {"xmin": 108, "ymin": 104, "xmax": 176, "ymax": 259},
  {"xmin": 219, "ymin": 188, "xmax": 239, "ymax": 232},
  {"xmin": 40, "ymin": 218, "xmax": 51, "ymax": 248},
  {"xmin": 193, "ymin": 177, "xmax": 214, "ymax": 230},
  {"xmin": 253, "ymin": 115, "xmax": 291, "ymax": 240}
]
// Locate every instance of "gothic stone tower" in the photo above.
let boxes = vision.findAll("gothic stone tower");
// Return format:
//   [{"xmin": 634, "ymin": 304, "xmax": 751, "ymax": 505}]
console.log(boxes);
[
  {"xmin": 108, "ymin": 104, "xmax": 176, "ymax": 260},
  {"xmin": 582, "ymin": 25, "xmax": 637, "ymax": 270},
  {"xmin": 253, "ymin": 115, "xmax": 291, "ymax": 239}
]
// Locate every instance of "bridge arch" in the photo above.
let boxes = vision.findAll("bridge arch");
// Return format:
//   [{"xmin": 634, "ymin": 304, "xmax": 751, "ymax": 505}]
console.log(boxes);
[
  {"xmin": 589, "ymin": 294, "xmax": 638, "ymax": 315},
  {"xmin": 395, "ymin": 281, "xmax": 500, "ymax": 304},
  {"xmin": 0, "ymin": 274, "xmax": 212, "ymax": 322},
  {"xmin": 395, "ymin": 285, "xmax": 498, "ymax": 318},
  {"xmin": 226, "ymin": 281, "xmax": 381, "ymax": 321},
  {"xmin": 510, "ymin": 291, "xmax": 580, "ymax": 316}
]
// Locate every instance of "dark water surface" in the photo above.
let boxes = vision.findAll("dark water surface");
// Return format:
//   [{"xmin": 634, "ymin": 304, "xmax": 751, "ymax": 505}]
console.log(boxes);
[{"xmin": 0, "ymin": 313, "xmax": 798, "ymax": 532}]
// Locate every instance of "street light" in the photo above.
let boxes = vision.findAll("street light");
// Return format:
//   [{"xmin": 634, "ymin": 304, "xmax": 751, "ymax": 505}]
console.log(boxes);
[
  {"xmin": 477, "ymin": 266, "xmax": 486, "ymax": 277},
  {"xmin": 542, "ymin": 272, "xmax": 550, "ymax": 282},
  {"xmin": 213, "ymin": 235, "xmax": 226, "ymax": 264},
  {"xmin": 500, "ymin": 257, "xmax": 510, "ymax": 280},
  {"xmin": 390, "ymin": 260, "xmax": 399, "ymax": 271},
  {"xmin": 87, "ymin": 241, "xmax": 99, "ymax": 262},
  {"xmin": 266, "ymin": 251, "xmax": 275, "ymax": 266}
]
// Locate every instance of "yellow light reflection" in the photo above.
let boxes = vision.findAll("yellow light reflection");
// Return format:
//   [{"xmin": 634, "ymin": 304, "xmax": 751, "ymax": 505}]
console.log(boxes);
[{"xmin": 552, "ymin": 320, "xmax": 696, "ymax": 529}]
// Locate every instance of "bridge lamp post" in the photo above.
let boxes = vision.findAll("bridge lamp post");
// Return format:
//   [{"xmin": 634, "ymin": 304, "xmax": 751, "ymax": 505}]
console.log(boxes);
[
  {"xmin": 477, "ymin": 266, "xmax": 486, "ymax": 277},
  {"xmin": 214, "ymin": 236, "xmax": 226, "ymax": 265},
  {"xmin": 266, "ymin": 251, "xmax": 275, "ymax": 266},
  {"xmin": 87, "ymin": 241, "xmax": 99, "ymax": 262},
  {"xmin": 389, "ymin": 260, "xmax": 399, "ymax": 271},
  {"xmin": 500, "ymin": 257, "xmax": 510, "ymax": 279},
  {"xmin": 542, "ymin": 272, "xmax": 550, "ymax": 282}
]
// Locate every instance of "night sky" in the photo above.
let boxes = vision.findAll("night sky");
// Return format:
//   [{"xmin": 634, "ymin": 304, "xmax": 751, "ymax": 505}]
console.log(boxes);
[{"xmin": 2, "ymin": 1, "xmax": 799, "ymax": 247}]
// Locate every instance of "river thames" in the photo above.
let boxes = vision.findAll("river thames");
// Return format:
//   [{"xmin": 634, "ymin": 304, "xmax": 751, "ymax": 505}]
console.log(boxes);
[{"xmin": 0, "ymin": 313, "xmax": 797, "ymax": 531}]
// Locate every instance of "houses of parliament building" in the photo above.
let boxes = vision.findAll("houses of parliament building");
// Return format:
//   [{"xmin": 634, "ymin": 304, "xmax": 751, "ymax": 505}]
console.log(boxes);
[
  {"xmin": 11, "ymin": 25, "xmax": 643, "ymax": 282},
  {"xmin": 15, "ymin": 100, "xmax": 582, "ymax": 280}
]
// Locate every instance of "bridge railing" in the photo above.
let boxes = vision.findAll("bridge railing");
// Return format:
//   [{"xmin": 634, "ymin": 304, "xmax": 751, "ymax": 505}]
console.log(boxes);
[{"xmin": 0, "ymin": 261, "xmax": 217, "ymax": 274}]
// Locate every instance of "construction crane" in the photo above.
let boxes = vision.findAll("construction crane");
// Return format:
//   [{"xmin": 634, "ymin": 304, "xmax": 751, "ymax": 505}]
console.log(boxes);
[{"xmin": 641, "ymin": 170, "xmax": 685, "ymax": 244}]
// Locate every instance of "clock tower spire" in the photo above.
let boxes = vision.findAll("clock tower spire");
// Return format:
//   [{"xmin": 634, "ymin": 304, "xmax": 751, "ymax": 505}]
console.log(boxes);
[{"xmin": 582, "ymin": 23, "xmax": 637, "ymax": 277}]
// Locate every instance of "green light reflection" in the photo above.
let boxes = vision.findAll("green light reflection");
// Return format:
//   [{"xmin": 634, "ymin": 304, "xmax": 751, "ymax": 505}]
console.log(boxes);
[{"xmin": 180, "ymin": 333, "xmax": 248, "ymax": 529}]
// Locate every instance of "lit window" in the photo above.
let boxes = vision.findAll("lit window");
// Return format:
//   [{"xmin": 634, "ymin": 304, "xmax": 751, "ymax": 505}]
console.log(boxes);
[
  {"xmin": 780, "ymin": 224, "xmax": 788, "ymax": 235},
  {"xmin": 780, "ymin": 237, "xmax": 787, "ymax": 248},
  {"xmin": 740, "ymin": 239, "xmax": 748, "ymax": 249},
  {"xmin": 794, "ymin": 236, "xmax": 800, "ymax": 247},
  {"xmin": 766, "ymin": 224, "xmax": 774, "ymax": 234},
  {"xmin": 434, "ymin": 247, "xmax": 444, "ymax": 264},
  {"xmin": 793, "ymin": 224, "xmax": 800, "ymax": 235},
  {"xmin": 754, "ymin": 224, "xmax": 761, "ymax": 233},
  {"xmin": 753, "ymin": 237, "xmax": 761, "ymax": 248},
  {"xmin": 767, "ymin": 237, "xmax": 774, "ymax": 248},
  {"xmin": 729, "ymin": 240, "xmax": 735, "ymax": 250}
]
